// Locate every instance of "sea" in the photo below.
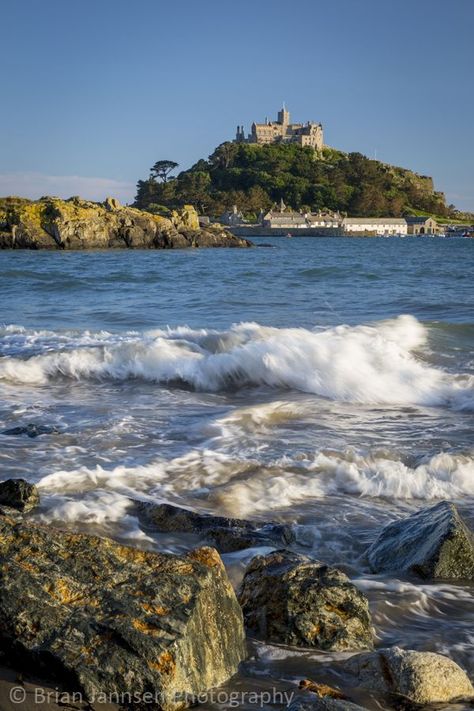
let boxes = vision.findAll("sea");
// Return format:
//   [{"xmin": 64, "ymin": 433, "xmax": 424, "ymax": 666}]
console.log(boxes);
[{"xmin": 0, "ymin": 235, "xmax": 473, "ymax": 708}]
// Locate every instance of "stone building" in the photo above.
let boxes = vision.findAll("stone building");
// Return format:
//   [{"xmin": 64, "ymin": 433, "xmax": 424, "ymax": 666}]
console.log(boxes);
[
  {"xmin": 405, "ymin": 216, "xmax": 439, "ymax": 234},
  {"xmin": 306, "ymin": 210, "xmax": 342, "ymax": 229},
  {"xmin": 220, "ymin": 205, "xmax": 245, "ymax": 226},
  {"xmin": 342, "ymin": 217, "xmax": 408, "ymax": 236},
  {"xmin": 236, "ymin": 106, "xmax": 323, "ymax": 151},
  {"xmin": 263, "ymin": 211, "xmax": 308, "ymax": 229}
]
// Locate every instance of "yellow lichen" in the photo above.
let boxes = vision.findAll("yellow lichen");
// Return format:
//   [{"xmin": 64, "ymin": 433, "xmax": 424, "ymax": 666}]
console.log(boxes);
[
  {"xmin": 45, "ymin": 578, "xmax": 85, "ymax": 605},
  {"xmin": 131, "ymin": 618, "xmax": 161, "ymax": 636},
  {"xmin": 188, "ymin": 546, "xmax": 222, "ymax": 568},
  {"xmin": 142, "ymin": 603, "xmax": 169, "ymax": 615},
  {"xmin": 148, "ymin": 651, "xmax": 176, "ymax": 676}
]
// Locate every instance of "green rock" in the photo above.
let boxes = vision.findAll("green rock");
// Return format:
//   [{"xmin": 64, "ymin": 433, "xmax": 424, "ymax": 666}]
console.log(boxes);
[{"xmin": 366, "ymin": 501, "xmax": 474, "ymax": 580}]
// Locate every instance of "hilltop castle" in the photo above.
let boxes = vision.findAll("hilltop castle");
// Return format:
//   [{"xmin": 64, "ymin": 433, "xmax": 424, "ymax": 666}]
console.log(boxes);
[{"xmin": 235, "ymin": 105, "xmax": 324, "ymax": 151}]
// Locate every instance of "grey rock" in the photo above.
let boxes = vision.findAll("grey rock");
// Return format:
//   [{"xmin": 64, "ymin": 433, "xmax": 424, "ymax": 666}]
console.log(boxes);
[
  {"xmin": 2, "ymin": 423, "xmax": 60, "ymax": 438},
  {"xmin": 134, "ymin": 501, "xmax": 295, "ymax": 553},
  {"xmin": 0, "ymin": 515, "xmax": 247, "ymax": 709},
  {"xmin": 343, "ymin": 647, "xmax": 474, "ymax": 704},
  {"xmin": 366, "ymin": 501, "xmax": 474, "ymax": 580},
  {"xmin": 0, "ymin": 479, "xmax": 40, "ymax": 512},
  {"xmin": 238, "ymin": 550, "xmax": 373, "ymax": 650}
]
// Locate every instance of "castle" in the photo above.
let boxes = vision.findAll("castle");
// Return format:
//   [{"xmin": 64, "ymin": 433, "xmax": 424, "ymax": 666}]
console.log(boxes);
[{"xmin": 235, "ymin": 105, "xmax": 324, "ymax": 151}]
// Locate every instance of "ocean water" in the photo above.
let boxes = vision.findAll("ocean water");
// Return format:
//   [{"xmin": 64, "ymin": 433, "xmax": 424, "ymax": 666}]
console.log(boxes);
[{"xmin": 0, "ymin": 236, "xmax": 473, "ymax": 706}]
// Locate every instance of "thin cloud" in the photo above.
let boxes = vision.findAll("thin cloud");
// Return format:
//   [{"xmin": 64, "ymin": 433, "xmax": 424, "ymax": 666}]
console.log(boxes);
[{"xmin": 0, "ymin": 173, "xmax": 136, "ymax": 204}]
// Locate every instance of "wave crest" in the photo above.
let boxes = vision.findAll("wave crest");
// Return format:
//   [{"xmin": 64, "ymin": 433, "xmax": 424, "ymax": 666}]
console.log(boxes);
[{"xmin": 1, "ymin": 316, "xmax": 472, "ymax": 409}]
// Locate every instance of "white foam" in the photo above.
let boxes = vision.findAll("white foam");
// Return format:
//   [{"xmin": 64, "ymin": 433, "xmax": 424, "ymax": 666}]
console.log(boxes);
[
  {"xmin": 38, "ymin": 490, "xmax": 155, "ymax": 543},
  {"xmin": 1, "ymin": 316, "xmax": 472, "ymax": 409},
  {"xmin": 37, "ymin": 448, "xmax": 474, "ymax": 523}
]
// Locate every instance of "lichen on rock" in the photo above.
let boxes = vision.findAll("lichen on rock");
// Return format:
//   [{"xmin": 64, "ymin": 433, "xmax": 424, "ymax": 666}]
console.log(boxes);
[
  {"xmin": 0, "ymin": 196, "xmax": 251, "ymax": 250},
  {"xmin": 238, "ymin": 550, "xmax": 373, "ymax": 650},
  {"xmin": 0, "ymin": 515, "xmax": 247, "ymax": 709}
]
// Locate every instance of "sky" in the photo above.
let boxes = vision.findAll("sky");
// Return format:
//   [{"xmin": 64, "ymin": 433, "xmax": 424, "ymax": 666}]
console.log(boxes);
[{"xmin": 1, "ymin": 0, "xmax": 473, "ymax": 210}]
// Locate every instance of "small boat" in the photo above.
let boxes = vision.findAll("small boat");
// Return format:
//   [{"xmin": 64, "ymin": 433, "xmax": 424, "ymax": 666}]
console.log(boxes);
[{"xmin": 286, "ymin": 233, "xmax": 293, "ymax": 238}]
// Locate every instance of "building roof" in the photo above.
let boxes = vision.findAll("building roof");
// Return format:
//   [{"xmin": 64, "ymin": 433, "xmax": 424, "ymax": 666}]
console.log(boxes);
[
  {"xmin": 342, "ymin": 217, "xmax": 407, "ymax": 224},
  {"xmin": 264, "ymin": 211, "xmax": 306, "ymax": 223},
  {"xmin": 405, "ymin": 216, "xmax": 435, "ymax": 224},
  {"xmin": 306, "ymin": 215, "xmax": 340, "ymax": 223}
]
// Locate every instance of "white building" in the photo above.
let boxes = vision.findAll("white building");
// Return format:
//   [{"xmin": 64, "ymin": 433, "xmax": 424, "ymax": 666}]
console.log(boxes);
[{"xmin": 342, "ymin": 217, "xmax": 407, "ymax": 235}]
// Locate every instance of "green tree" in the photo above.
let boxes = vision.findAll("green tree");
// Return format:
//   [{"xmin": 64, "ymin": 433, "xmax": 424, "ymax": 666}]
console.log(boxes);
[{"xmin": 150, "ymin": 160, "xmax": 179, "ymax": 183}]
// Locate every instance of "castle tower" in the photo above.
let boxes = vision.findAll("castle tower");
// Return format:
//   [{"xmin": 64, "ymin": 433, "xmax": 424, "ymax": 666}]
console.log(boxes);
[
  {"xmin": 235, "ymin": 125, "xmax": 245, "ymax": 142},
  {"xmin": 277, "ymin": 104, "xmax": 290, "ymax": 127}
]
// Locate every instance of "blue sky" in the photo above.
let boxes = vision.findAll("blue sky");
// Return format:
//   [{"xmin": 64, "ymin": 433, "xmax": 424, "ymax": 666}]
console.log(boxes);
[{"xmin": 1, "ymin": 0, "xmax": 473, "ymax": 209}]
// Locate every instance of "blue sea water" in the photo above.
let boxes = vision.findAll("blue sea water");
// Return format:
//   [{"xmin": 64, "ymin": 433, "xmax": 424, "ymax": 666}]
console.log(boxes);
[{"xmin": 0, "ymin": 236, "xmax": 473, "ymax": 704}]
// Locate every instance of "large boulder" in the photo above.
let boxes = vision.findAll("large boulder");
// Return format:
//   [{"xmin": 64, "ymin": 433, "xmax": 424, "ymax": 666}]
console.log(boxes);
[
  {"xmin": 0, "ymin": 514, "xmax": 246, "ymax": 709},
  {"xmin": 135, "ymin": 501, "xmax": 295, "ymax": 553},
  {"xmin": 0, "ymin": 479, "xmax": 40, "ymax": 512},
  {"xmin": 366, "ymin": 501, "xmax": 474, "ymax": 580},
  {"xmin": 238, "ymin": 550, "xmax": 373, "ymax": 650},
  {"xmin": 343, "ymin": 647, "xmax": 473, "ymax": 703},
  {"xmin": 0, "ymin": 196, "xmax": 252, "ymax": 250},
  {"xmin": 171, "ymin": 205, "xmax": 200, "ymax": 231}
]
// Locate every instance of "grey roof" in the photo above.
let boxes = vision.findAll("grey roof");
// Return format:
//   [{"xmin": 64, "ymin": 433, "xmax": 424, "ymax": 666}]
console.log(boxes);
[
  {"xmin": 405, "ymin": 216, "xmax": 435, "ymax": 224},
  {"xmin": 342, "ymin": 217, "xmax": 407, "ymax": 224}
]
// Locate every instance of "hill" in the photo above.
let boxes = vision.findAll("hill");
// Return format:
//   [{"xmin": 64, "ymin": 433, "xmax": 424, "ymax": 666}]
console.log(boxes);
[{"xmin": 134, "ymin": 143, "xmax": 455, "ymax": 220}]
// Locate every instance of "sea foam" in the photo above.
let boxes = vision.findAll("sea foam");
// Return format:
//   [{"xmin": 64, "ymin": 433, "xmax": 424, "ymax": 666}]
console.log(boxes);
[
  {"xmin": 1, "ymin": 315, "xmax": 473, "ymax": 409},
  {"xmin": 37, "ymin": 448, "xmax": 474, "ymax": 520}
]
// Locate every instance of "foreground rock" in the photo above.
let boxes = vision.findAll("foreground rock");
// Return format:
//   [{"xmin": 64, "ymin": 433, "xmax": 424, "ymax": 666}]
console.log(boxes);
[
  {"xmin": 0, "ymin": 514, "xmax": 246, "ymax": 709},
  {"xmin": 238, "ymin": 550, "xmax": 373, "ymax": 650},
  {"xmin": 343, "ymin": 647, "xmax": 474, "ymax": 703},
  {"xmin": 366, "ymin": 501, "xmax": 474, "ymax": 580},
  {"xmin": 135, "ymin": 501, "xmax": 295, "ymax": 553},
  {"xmin": 0, "ymin": 479, "xmax": 40, "ymax": 512},
  {"xmin": 0, "ymin": 196, "xmax": 251, "ymax": 250}
]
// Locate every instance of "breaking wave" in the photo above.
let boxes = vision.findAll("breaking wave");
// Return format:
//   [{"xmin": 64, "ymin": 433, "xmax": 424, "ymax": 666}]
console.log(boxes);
[
  {"xmin": 37, "ymin": 448, "xmax": 474, "ymax": 521},
  {"xmin": 1, "ymin": 316, "xmax": 473, "ymax": 409}
]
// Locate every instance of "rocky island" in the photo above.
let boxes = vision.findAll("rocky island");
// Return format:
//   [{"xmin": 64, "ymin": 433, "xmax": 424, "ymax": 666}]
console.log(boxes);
[{"xmin": 0, "ymin": 196, "xmax": 251, "ymax": 250}]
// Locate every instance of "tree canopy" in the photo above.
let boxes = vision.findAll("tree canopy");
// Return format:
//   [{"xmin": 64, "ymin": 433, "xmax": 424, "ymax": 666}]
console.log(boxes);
[
  {"xmin": 134, "ymin": 144, "xmax": 451, "ymax": 219},
  {"xmin": 150, "ymin": 160, "xmax": 179, "ymax": 183}
]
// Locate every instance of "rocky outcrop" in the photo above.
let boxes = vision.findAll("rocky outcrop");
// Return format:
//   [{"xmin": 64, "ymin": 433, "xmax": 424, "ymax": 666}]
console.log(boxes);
[
  {"xmin": 0, "ymin": 479, "xmax": 40, "ymax": 513},
  {"xmin": 134, "ymin": 501, "xmax": 295, "ymax": 553},
  {"xmin": 238, "ymin": 550, "xmax": 373, "ymax": 650},
  {"xmin": 366, "ymin": 501, "xmax": 474, "ymax": 580},
  {"xmin": 0, "ymin": 196, "xmax": 251, "ymax": 250},
  {"xmin": 343, "ymin": 647, "xmax": 474, "ymax": 704},
  {"xmin": 0, "ymin": 514, "xmax": 246, "ymax": 709}
]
